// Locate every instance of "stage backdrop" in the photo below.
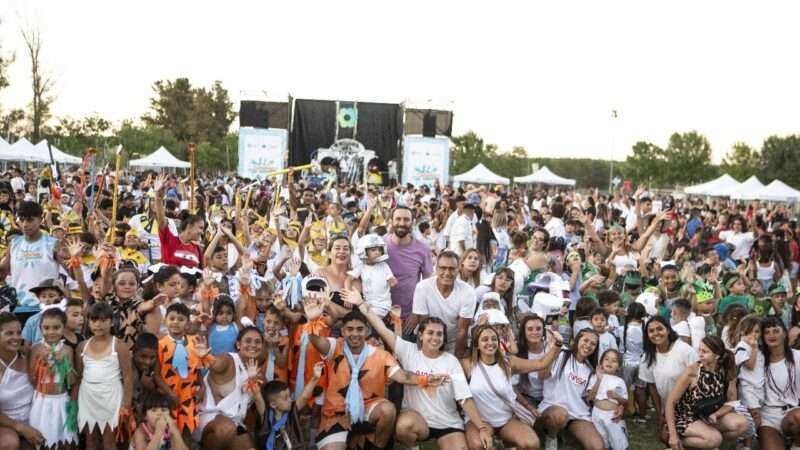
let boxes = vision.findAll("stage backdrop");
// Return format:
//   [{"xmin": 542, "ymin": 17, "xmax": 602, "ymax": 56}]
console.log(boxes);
[
  {"xmin": 402, "ymin": 136, "xmax": 450, "ymax": 187},
  {"xmin": 238, "ymin": 127, "xmax": 288, "ymax": 179},
  {"xmin": 290, "ymin": 99, "xmax": 402, "ymax": 167}
]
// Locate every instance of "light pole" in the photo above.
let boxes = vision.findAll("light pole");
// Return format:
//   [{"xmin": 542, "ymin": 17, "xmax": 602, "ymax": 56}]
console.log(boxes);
[{"xmin": 609, "ymin": 109, "xmax": 619, "ymax": 193}]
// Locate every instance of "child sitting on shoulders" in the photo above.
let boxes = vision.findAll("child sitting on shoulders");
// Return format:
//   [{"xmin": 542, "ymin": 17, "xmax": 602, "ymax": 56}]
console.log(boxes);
[{"xmin": 348, "ymin": 234, "xmax": 396, "ymax": 317}]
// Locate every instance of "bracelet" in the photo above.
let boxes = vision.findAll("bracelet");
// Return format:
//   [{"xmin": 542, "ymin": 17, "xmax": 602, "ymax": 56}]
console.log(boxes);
[
  {"xmin": 67, "ymin": 255, "xmax": 81, "ymax": 270},
  {"xmin": 416, "ymin": 374, "xmax": 429, "ymax": 388}
]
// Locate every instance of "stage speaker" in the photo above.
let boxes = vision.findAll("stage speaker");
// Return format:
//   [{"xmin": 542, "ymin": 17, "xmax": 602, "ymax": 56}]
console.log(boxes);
[
  {"xmin": 404, "ymin": 109, "xmax": 453, "ymax": 137},
  {"xmin": 240, "ymin": 101, "xmax": 290, "ymax": 129},
  {"xmin": 422, "ymin": 111, "xmax": 437, "ymax": 137}
]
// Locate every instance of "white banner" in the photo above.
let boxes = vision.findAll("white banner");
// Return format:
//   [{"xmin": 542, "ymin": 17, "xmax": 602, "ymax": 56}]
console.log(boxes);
[
  {"xmin": 237, "ymin": 127, "xmax": 288, "ymax": 179},
  {"xmin": 402, "ymin": 136, "xmax": 450, "ymax": 187}
]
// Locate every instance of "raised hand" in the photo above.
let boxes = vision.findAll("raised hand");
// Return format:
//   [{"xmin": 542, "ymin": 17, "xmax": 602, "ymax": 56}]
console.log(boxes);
[
  {"xmin": 312, "ymin": 361, "xmax": 324, "ymax": 379},
  {"xmin": 193, "ymin": 336, "xmax": 211, "ymax": 359},
  {"xmin": 153, "ymin": 173, "xmax": 168, "ymax": 195},
  {"xmin": 245, "ymin": 358, "xmax": 260, "ymax": 379},
  {"xmin": 66, "ymin": 236, "xmax": 83, "ymax": 258},
  {"xmin": 341, "ymin": 289, "xmax": 364, "ymax": 307},
  {"xmin": 303, "ymin": 296, "xmax": 324, "ymax": 321}
]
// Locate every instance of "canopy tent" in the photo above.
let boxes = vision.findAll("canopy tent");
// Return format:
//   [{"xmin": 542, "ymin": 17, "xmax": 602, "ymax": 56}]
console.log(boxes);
[
  {"xmin": 1, "ymin": 138, "xmax": 44, "ymax": 163},
  {"xmin": 452, "ymin": 163, "xmax": 509, "ymax": 185},
  {"xmin": 729, "ymin": 175, "xmax": 765, "ymax": 201},
  {"xmin": 514, "ymin": 166, "xmax": 576, "ymax": 186},
  {"xmin": 684, "ymin": 173, "xmax": 740, "ymax": 196},
  {"xmin": 33, "ymin": 140, "xmax": 82, "ymax": 165},
  {"xmin": 129, "ymin": 146, "xmax": 190, "ymax": 169},
  {"xmin": 751, "ymin": 180, "xmax": 800, "ymax": 203}
]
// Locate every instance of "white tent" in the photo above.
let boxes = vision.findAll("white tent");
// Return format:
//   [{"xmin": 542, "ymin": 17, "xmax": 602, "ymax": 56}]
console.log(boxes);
[
  {"xmin": 752, "ymin": 179, "xmax": 800, "ymax": 202},
  {"xmin": 514, "ymin": 166, "xmax": 576, "ymax": 186},
  {"xmin": 684, "ymin": 173, "xmax": 740, "ymax": 196},
  {"xmin": 33, "ymin": 140, "xmax": 82, "ymax": 165},
  {"xmin": 129, "ymin": 146, "xmax": 190, "ymax": 169},
  {"xmin": 0, "ymin": 138, "xmax": 46, "ymax": 163},
  {"xmin": 453, "ymin": 163, "xmax": 509, "ymax": 185},
  {"xmin": 729, "ymin": 175, "xmax": 765, "ymax": 200}
]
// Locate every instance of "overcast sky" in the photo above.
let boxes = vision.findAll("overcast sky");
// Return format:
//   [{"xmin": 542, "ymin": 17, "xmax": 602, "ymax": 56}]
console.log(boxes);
[{"xmin": 1, "ymin": 1, "xmax": 799, "ymax": 162}]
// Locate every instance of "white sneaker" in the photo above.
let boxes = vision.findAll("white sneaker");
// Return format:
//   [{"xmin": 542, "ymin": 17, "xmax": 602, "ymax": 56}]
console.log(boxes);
[{"xmin": 545, "ymin": 436, "xmax": 558, "ymax": 450}]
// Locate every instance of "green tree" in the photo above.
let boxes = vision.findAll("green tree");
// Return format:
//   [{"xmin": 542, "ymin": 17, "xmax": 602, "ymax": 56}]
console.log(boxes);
[
  {"xmin": 142, "ymin": 78, "xmax": 236, "ymax": 160},
  {"xmin": 450, "ymin": 131, "xmax": 498, "ymax": 175},
  {"xmin": 760, "ymin": 135, "xmax": 800, "ymax": 188},
  {"xmin": 625, "ymin": 141, "xmax": 665, "ymax": 185},
  {"xmin": 721, "ymin": 142, "xmax": 760, "ymax": 180},
  {"xmin": 663, "ymin": 131, "xmax": 713, "ymax": 186}
]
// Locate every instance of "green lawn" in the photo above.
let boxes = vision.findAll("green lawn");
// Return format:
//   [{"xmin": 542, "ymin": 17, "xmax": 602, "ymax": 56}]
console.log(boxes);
[{"xmin": 411, "ymin": 418, "xmax": 740, "ymax": 449}]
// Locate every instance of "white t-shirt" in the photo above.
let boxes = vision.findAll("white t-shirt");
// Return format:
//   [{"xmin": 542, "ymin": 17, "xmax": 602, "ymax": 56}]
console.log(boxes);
[
  {"xmin": 9, "ymin": 234, "xmax": 59, "ymax": 312},
  {"xmin": 540, "ymin": 352, "xmax": 597, "ymax": 421},
  {"xmin": 545, "ymin": 217, "xmax": 565, "ymax": 238},
  {"xmin": 595, "ymin": 373, "xmax": 628, "ymax": 405},
  {"xmin": 351, "ymin": 262, "xmax": 394, "ymax": 317},
  {"xmin": 517, "ymin": 347, "xmax": 548, "ymax": 400},
  {"xmin": 448, "ymin": 215, "xmax": 475, "ymax": 256},
  {"xmin": 733, "ymin": 341, "xmax": 764, "ymax": 388},
  {"xmin": 622, "ymin": 323, "xmax": 644, "ymax": 366},
  {"xmin": 597, "ymin": 331, "xmax": 618, "ymax": 360},
  {"xmin": 412, "ymin": 277, "xmax": 477, "ymax": 352},
  {"xmin": 638, "ymin": 340, "xmax": 698, "ymax": 405},
  {"xmin": 469, "ymin": 362, "xmax": 516, "ymax": 428},
  {"xmin": 764, "ymin": 349, "xmax": 800, "ymax": 408},
  {"xmin": 394, "ymin": 339, "xmax": 470, "ymax": 430},
  {"xmin": 719, "ymin": 230, "xmax": 755, "ymax": 261}
]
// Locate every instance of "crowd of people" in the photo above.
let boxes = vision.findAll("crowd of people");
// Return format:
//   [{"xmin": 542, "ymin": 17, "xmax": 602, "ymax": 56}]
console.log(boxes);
[{"xmin": 0, "ymin": 162, "xmax": 798, "ymax": 450}]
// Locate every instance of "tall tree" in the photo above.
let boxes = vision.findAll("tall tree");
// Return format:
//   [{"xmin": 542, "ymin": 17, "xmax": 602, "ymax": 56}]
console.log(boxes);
[
  {"xmin": 663, "ymin": 131, "xmax": 713, "ymax": 186},
  {"xmin": 625, "ymin": 141, "xmax": 665, "ymax": 185},
  {"xmin": 760, "ymin": 135, "xmax": 800, "ymax": 188},
  {"xmin": 721, "ymin": 142, "xmax": 760, "ymax": 180},
  {"xmin": 21, "ymin": 26, "xmax": 54, "ymax": 143},
  {"xmin": 450, "ymin": 131, "xmax": 498, "ymax": 175},
  {"xmin": 142, "ymin": 78, "xmax": 194, "ymax": 143}
]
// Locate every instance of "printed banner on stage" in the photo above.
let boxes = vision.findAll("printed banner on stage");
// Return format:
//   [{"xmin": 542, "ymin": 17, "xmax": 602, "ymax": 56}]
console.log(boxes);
[
  {"xmin": 402, "ymin": 136, "xmax": 450, "ymax": 188},
  {"xmin": 238, "ymin": 127, "xmax": 288, "ymax": 179}
]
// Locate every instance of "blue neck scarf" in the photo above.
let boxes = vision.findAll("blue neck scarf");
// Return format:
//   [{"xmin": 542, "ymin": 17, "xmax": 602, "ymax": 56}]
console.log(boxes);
[
  {"xmin": 283, "ymin": 274, "xmax": 303, "ymax": 309},
  {"xmin": 265, "ymin": 409, "xmax": 289, "ymax": 450},
  {"xmin": 172, "ymin": 337, "xmax": 189, "ymax": 379},
  {"xmin": 266, "ymin": 349, "xmax": 275, "ymax": 382},
  {"xmin": 293, "ymin": 333, "xmax": 309, "ymax": 400},
  {"xmin": 343, "ymin": 342, "xmax": 370, "ymax": 424}
]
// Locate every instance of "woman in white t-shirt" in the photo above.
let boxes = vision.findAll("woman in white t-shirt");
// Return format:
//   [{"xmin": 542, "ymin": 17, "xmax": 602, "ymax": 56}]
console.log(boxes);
[
  {"xmin": 461, "ymin": 324, "xmax": 563, "ymax": 450},
  {"xmin": 537, "ymin": 329, "xmax": 605, "ymax": 450},
  {"xmin": 719, "ymin": 216, "xmax": 755, "ymax": 262},
  {"xmin": 353, "ymin": 298, "xmax": 493, "ymax": 450},
  {"xmin": 758, "ymin": 316, "xmax": 800, "ymax": 450},
  {"xmin": 638, "ymin": 316, "xmax": 698, "ymax": 443},
  {"xmin": 515, "ymin": 315, "xmax": 551, "ymax": 405}
]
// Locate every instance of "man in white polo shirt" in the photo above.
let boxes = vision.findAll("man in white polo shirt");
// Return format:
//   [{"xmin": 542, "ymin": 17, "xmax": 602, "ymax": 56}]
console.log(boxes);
[{"xmin": 410, "ymin": 251, "xmax": 476, "ymax": 357}]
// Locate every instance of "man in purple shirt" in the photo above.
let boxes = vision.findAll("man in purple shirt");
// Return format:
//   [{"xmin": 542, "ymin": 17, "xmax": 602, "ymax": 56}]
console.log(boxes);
[{"xmin": 383, "ymin": 206, "xmax": 433, "ymax": 330}]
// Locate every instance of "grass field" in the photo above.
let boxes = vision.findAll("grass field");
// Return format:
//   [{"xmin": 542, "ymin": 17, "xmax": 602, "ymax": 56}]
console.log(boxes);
[{"xmin": 410, "ymin": 417, "xmax": 740, "ymax": 449}]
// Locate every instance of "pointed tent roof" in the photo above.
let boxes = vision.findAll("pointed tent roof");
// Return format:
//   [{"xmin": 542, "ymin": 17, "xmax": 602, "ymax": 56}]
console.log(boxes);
[
  {"xmin": 729, "ymin": 175, "xmax": 765, "ymax": 200},
  {"xmin": 1, "ymin": 138, "xmax": 46, "ymax": 162},
  {"xmin": 129, "ymin": 146, "xmax": 190, "ymax": 169},
  {"xmin": 452, "ymin": 163, "xmax": 509, "ymax": 185},
  {"xmin": 684, "ymin": 173, "xmax": 740, "ymax": 196},
  {"xmin": 752, "ymin": 179, "xmax": 800, "ymax": 202},
  {"xmin": 33, "ymin": 140, "xmax": 82, "ymax": 165},
  {"xmin": 514, "ymin": 166, "xmax": 576, "ymax": 186}
]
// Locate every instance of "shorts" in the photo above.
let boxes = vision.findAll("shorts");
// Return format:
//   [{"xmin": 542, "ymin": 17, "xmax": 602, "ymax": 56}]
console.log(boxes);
[
  {"xmin": 316, "ymin": 401, "xmax": 385, "ymax": 448},
  {"xmin": 537, "ymin": 401, "xmax": 590, "ymax": 422},
  {"xmin": 761, "ymin": 405, "xmax": 799, "ymax": 434},
  {"xmin": 623, "ymin": 362, "xmax": 645, "ymax": 389},
  {"xmin": 739, "ymin": 382, "xmax": 764, "ymax": 409},
  {"xmin": 426, "ymin": 426, "xmax": 464, "ymax": 440}
]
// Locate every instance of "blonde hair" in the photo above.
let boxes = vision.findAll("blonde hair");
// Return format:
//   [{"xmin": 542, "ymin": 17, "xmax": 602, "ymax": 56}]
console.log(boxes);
[{"xmin": 470, "ymin": 325, "xmax": 512, "ymax": 378}]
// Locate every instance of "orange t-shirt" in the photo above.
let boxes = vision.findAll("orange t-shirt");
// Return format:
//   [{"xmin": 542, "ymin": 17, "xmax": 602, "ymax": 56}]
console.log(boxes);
[
  {"xmin": 288, "ymin": 319, "xmax": 330, "ymax": 406},
  {"xmin": 158, "ymin": 335, "xmax": 204, "ymax": 433},
  {"xmin": 320, "ymin": 338, "xmax": 398, "ymax": 421}
]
